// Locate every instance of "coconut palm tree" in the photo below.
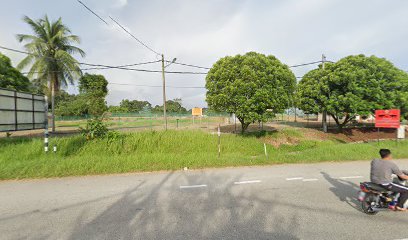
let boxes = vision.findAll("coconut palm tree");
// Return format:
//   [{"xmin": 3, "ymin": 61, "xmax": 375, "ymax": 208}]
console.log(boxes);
[{"xmin": 17, "ymin": 15, "xmax": 85, "ymax": 132}]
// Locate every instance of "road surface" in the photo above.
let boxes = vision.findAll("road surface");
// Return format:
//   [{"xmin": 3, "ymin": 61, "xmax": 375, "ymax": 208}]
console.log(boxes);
[{"xmin": 1, "ymin": 160, "xmax": 408, "ymax": 240}]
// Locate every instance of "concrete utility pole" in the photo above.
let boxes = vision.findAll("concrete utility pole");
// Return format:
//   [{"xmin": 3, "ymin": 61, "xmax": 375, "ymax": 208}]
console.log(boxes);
[
  {"xmin": 322, "ymin": 54, "xmax": 328, "ymax": 133},
  {"xmin": 161, "ymin": 56, "xmax": 176, "ymax": 130},
  {"xmin": 161, "ymin": 54, "xmax": 167, "ymax": 130}
]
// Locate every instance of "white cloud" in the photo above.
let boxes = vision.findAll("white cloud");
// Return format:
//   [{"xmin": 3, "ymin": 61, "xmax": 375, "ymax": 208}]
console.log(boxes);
[
  {"xmin": 113, "ymin": 0, "xmax": 128, "ymax": 8},
  {"xmin": 1, "ymin": 0, "xmax": 408, "ymax": 109}
]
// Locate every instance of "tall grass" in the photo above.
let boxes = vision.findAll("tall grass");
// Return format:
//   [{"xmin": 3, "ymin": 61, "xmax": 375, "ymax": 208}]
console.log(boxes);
[{"xmin": 0, "ymin": 130, "xmax": 407, "ymax": 179}]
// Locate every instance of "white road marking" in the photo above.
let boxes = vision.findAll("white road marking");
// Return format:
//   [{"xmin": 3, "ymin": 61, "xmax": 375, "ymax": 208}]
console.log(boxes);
[
  {"xmin": 234, "ymin": 180, "xmax": 262, "ymax": 185},
  {"xmin": 302, "ymin": 178, "xmax": 319, "ymax": 182},
  {"xmin": 286, "ymin": 177, "xmax": 303, "ymax": 181},
  {"xmin": 339, "ymin": 176, "xmax": 363, "ymax": 179},
  {"xmin": 179, "ymin": 184, "xmax": 207, "ymax": 189}
]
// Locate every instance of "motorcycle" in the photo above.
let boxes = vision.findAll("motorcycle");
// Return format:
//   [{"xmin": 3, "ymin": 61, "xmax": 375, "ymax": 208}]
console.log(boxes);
[{"xmin": 358, "ymin": 175, "xmax": 407, "ymax": 215}]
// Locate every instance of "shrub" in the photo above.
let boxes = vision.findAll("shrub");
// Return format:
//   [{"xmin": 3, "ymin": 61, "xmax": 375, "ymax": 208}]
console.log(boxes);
[{"xmin": 80, "ymin": 118, "xmax": 108, "ymax": 140}]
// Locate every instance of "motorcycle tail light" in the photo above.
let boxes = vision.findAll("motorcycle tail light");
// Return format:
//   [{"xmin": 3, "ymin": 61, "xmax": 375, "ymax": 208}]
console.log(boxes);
[{"xmin": 360, "ymin": 184, "xmax": 369, "ymax": 192}]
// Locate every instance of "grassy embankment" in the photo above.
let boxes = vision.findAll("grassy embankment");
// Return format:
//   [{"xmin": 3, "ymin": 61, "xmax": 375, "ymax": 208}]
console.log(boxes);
[
  {"xmin": 56, "ymin": 117, "xmax": 222, "ymax": 129},
  {"xmin": 0, "ymin": 129, "xmax": 407, "ymax": 179}
]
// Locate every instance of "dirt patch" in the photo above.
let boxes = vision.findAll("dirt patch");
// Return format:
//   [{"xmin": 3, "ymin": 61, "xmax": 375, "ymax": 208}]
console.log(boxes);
[
  {"xmin": 275, "ymin": 126, "xmax": 404, "ymax": 143},
  {"xmin": 219, "ymin": 123, "xmax": 406, "ymax": 146},
  {"xmin": 219, "ymin": 124, "xmax": 277, "ymax": 133},
  {"xmin": 264, "ymin": 135, "xmax": 300, "ymax": 148},
  {"xmin": 326, "ymin": 128, "xmax": 403, "ymax": 142}
]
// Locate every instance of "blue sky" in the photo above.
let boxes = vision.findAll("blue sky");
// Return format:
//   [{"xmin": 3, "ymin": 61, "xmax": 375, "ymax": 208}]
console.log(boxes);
[{"xmin": 1, "ymin": 0, "xmax": 407, "ymax": 108}]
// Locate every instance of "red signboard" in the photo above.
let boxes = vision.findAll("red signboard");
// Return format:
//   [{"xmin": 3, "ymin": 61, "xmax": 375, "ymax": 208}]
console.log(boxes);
[{"xmin": 375, "ymin": 109, "xmax": 400, "ymax": 129}]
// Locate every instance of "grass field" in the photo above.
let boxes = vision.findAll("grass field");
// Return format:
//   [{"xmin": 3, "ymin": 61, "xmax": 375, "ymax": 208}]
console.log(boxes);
[
  {"xmin": 56, "ymin": 117, "xmax": 223, "ymax": 130},
  {"xmin": 0, "ymin": 129, "xmax": 407, "ymax": 180}
]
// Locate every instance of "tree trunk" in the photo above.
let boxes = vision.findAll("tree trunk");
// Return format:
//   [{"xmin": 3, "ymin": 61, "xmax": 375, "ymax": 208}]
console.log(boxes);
[
  {"xmin": 330, "ymin": 114, "xmax": 342, "ymax": 133},
  {"xmin": 241, "ymin": 123, "xmax": 250, "ymax": 133},
  {"xmin": 337, "ymin": 123, "xmax": 344, "ymax": 133},
  {"xmin": 330, "ymin": 113, "xmax": 352, "ymax": 133},
  {"xmin": 51, "ymin": 80, "xmax": 55, "ymax": 132},
  {"xmin": 237, "ymin": 117, "xmax": 248, "ymax": 133},
  {"xmin": 50, "ymin": 72, "xmax": 60, "ymax": 133}
]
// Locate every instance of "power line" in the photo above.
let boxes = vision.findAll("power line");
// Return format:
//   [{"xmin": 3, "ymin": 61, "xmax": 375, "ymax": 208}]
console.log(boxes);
[
  {"xmin": 109, "ymin": 82, "xmax": 205, "ymax": 89},
  {"xmin": 76, "ymin": 0, "xmax": 109, "ymax": 25},
  {"xmin": 165, "ymin": 60, "xmax": 323, "ymax": 71},
  {"xmin": 76, "ymin": 63, "xmax": 207, "ymax": 74},
  {"xmin": 76, "ymin": 1, "xmax": 161, "ymax": 56},
  {"xmin": 0, "ymin": 45, "xmax": 207, "ymax": 74},
  {"xmin": 109, "ymin": 16, "xmax": 161, "ymax": 56},
  {"xmin": 0, "ymin": 46, "xmax": 30, "ymax": 55},
  {"xmin": 167, "ymin": 60, "xmax": 322, "ymax": 71},
  {"xmin": 289, "ymin": 61, "xmax": 322, "ymax": 68},
  {"xmin": 0, "ymin": 46, "xmax": 334, "ymax": 77},
  {"xmin": 166, "ymin": 60, "xmax": 211, "ymax": 70},
  {"xmin": 80, "ymin": 60, "xmax": 160, "ymax": 68},
  {"xmin": 21, "ymin": 68, "xmax": 207, "ymax": 75},
  {"xmin": 76, "ymin": 2, "xmax": 212, "ymax": 72}
]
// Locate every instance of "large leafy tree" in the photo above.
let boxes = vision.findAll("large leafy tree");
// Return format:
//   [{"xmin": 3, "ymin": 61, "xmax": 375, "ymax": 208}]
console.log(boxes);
[
  {"xmin": 17, "ymin": 15, "xmax": 85, "ymax": 132},
  {"xmin": 152, "ymin": 98, "xmax": 187, "ymax": 114},
  {"xmin": 56, "ymin": 74, "xmax": 109, "ymax": 117},
  {"xmin": 206, "ymin": 52, "xmax": 296, "ymax": 132},
  {"xmin": 0, "ymin": 52, "xmax": 31, "ymax": 91},
  {"xmin": 297, "ymin": 54, "xmax": 408, "ymax": 131},
  {"xmin": 55, "ymin": 93, "xmax": 88, "ymax": 117},
  {"xmin": 79, "ymin": 73, "xmax": 108, "ymax": 116},
  {"xmin": 119, "ymin": 99, "xmax": 152, "ymax": 113}
]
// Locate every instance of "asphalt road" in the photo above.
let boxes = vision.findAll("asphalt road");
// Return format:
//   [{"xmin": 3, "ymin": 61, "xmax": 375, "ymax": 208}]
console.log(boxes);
[{"xmin": 1, "ymin": 160, "xmax": 408, "ymax": 240}]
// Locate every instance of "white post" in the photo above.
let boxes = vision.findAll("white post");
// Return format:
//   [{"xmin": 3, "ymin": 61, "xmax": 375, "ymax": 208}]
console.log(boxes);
[
  {"xmin": 264, "ymin": 143, "xmax": 268, "ymax": 159},
  {"xmin": 218, "ymin": 124, "xmax": 221, "ymax": 157},
  {"xmin": 44, "ymin": 96, "xmax": 49, "ymax": 153}
]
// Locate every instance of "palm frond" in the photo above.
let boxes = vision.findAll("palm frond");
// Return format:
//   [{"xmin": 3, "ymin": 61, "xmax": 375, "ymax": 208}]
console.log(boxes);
[
  {"xmin": 16, "ymin": 55, "xmax": 33, "ymax": 70},
  {"xmin": 17, "ymin": 15, "xmax": 84, "ymax": 93},
  {"xmin": 64, "ymin": 45, "xmax": 86, "ymax": 57},
  {"xmin": 22, "ymin": 16, "xmax": 47, "ymax": 41},
  {"xmin": 66, "ymin": 35, "xmax": 81, "ymax": 44}
]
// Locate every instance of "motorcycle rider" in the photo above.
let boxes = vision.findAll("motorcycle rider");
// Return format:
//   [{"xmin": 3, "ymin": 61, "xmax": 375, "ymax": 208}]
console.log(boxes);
[{"xmin": 370, "ymin": 149, "xmax": 408, "ymax": 211}]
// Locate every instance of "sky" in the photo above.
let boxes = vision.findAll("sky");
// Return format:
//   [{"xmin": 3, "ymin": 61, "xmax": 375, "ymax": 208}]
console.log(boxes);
[{"xmin": 1, "ymin": 0, "xmax": 407, "ymax": 109}]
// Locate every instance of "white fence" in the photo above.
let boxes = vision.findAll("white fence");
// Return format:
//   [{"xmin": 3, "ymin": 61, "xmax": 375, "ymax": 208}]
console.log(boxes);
[{"xmin": 0, "ymin": 88, "xmax": 46, "ymax": 132}]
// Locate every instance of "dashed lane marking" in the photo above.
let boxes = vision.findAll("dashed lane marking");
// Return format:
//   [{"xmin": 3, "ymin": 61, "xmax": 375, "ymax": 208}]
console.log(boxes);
[
  {"xmin": 179, "ymin": 184, "xmax": 207, "ymax": 189},
  {"xmin": 302, "ymin": 178, "xmax": 319, "ymax": 182},
  {"xmin": 234, "ymin": 180, "xmax": 262, "ymax": 185},
  {"xmin": 286, "ymin": 177, "xmax": 303, "ymax": 181},
  {"xmin": 339, "ymin": 176, "xmax": 363, "ymax": 179}
]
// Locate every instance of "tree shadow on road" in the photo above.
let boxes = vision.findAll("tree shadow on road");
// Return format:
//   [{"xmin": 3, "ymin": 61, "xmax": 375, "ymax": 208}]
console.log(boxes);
[
  {"xmin": 65, "ymin": 171, "xmax": 301, "ymax": 240},
  {"xmin": 320, "ymin": 171, "xmax": 362, "ymax": 212}
]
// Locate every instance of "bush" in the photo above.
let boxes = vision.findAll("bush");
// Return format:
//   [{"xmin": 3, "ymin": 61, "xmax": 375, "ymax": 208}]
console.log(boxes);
[{"xmin": 80, "ymin": 118, "xmax": 109, "ymax": 140}]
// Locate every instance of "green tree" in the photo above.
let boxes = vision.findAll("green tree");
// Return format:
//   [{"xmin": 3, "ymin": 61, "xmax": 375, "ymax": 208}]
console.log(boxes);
[
  {"xmin": 108, "ymin": 105, "xmax": 128, "ymax": 113},
  {"xmin": 297, "ymin": 54, "xmax": 408, "ymax": 131},
  {"xmin": 0, "ymin": 52, "xmax": 31, "ymax": 91},
  {"xmin": 119, "ymin": 99, "xmax": 152, "ymax": 113},
  {"xmin": 152, "ymin": 98, "xmax": 187, "ymax": 114},
  {"xmin": 55, "ymin": 94, "xmax": 87, "ymax": 117},
  {"xmin": 206, "ymin": 52, "xmax": 296, "ymax": 132},
  {"xmin": 79, "ymin": 73, "xmax": 108, "ymax": 96},
  {"xmin": 17, "ymin": 15, "xmax": 85, "ymax": 132},
  {"xmin": 55, "ymin": 74, "xmax": 109, "ymax": 117},
  {"xmin": 78, "ymin": 73, "xmax": 108, "ymax": 116}
]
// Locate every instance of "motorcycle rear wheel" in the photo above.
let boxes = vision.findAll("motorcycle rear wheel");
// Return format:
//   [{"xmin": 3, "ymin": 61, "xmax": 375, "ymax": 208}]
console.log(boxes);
[{"xmin": 362, "ymin": 193, "xmax": 379, "ymax": 215}]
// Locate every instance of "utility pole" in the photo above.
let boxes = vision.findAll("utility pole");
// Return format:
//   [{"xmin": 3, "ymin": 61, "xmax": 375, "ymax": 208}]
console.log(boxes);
[
  {"xmin": 322, "ymin": 54, "xmax": 328, "ymax": 133},
  {"xmin": 161, "ymin": 54, "xmax": 167, "ymax": 130},
  {"xmin": 160, "ymin": 56, "xmax": 177, "ymax": 130}
]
